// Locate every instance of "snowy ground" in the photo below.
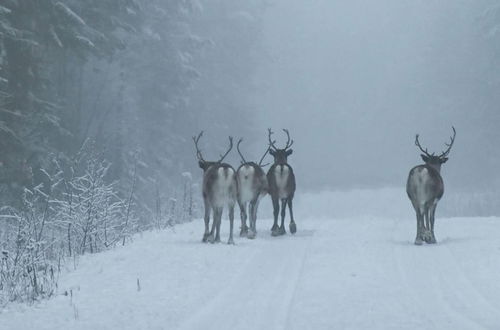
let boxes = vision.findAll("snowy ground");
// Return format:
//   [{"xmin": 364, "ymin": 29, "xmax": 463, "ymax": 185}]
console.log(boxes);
[{"xmin": 2, "ymin": 190, "xmax": 500, "ymax": 329}]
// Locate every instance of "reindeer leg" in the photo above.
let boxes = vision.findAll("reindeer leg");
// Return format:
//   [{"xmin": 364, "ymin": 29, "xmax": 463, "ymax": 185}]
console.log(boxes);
[
  {"xmin": 252, "ymin": 198, "xmax": 261, "ymax": 234},
  {"xmin": 423, "ymin": 206, "xmax": 433, "ymax": 243},
  {"xmin": 415, "ymin": 209, "xmax": 424, "ymax": 245},
  {"xmin": 271, "ymin": 196, "xmax": 280, "ymax": 235},
  {"xmin": 239, "ymin": 200, "xmax": 248, "ymax": 237},
  {"xmin": 278, "ymin": 199, "xmax": 287, "ymax": 235},
  {"xmin": 428, "ymin": 202, "xmax": 438, "ymax": 244},
  {"xmin": 288, "ymin": 198, "xmax": 296, "ymax": 234},
  {"xmin": 228, "ymin": 204, "xmax": 235, "ymax": 245},
  {"xmin": 202, "ymin": 199, "xmax": 211, "ymax": 242},
  {"xmin": 207, "ymin": 208, "xmax": 217, "ymax": 243},
  {"xmin": 214, "ymin": 207, "xmax": 222, "ymax": 243},
  {"xmin": 247, "ymin": 199, "xmax": 258, "ymax": 239}
]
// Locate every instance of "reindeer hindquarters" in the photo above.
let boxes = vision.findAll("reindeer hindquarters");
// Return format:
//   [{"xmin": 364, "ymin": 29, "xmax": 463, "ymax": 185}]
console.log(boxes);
[
  {"xmin": 274, "ymin": 165, "xmax": 291, "ymax": 199},
  {"xmin": 407, "ymin": 165, "xmax": 443, "ymax": 245}
]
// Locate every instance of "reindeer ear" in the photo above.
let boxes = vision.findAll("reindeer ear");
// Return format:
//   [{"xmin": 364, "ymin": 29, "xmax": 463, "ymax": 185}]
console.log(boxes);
[
  {"xmin": 269, "ymin": 149, "xmax": 276, "ymax": 156},
  {"xmin": 420, "ymin": 154, "xmax": 429, "ymax": 163},
  {"xmin": 440, "ymin": 157, "xmax": 448, "ymax": 164},
  {"xmin": 198, "ymin": 161, "xmax": 205, "ymax": 169},
  {"xmin": 286, "ymin": 149, "xmax": 293, "ymax": 156}
]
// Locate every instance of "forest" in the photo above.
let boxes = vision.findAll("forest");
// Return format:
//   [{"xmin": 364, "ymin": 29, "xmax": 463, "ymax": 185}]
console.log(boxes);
[
  {"xmin": 0, "ymin": 0, "xmax": 266, "ymax": 304},
  {"xmin": 1, "ymin": 0, "xmax": 500, "ymax": 310}
]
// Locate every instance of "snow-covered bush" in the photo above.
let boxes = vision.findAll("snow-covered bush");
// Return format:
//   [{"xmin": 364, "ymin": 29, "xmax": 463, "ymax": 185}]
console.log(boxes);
[
  {"xmin": 52, "ymin": 143, "xmax": 137, "ymax": 254},
  {"xmin": 151, "ymin": 171, "xmax": 198, "ymax": 230},
  {"xmin": 0, "ymin": 188, "xmax": 60, "ymax": 304},
  {"xmin": 0, "ymin": 141, "xmax": 137, "ymax": 305}
]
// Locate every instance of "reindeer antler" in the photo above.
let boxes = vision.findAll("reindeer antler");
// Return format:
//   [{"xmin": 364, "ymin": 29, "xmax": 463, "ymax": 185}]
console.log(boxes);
[
  {"xmin": 236, "ymin": 138, "xmax": 247, "ymax": 164},
  {"xmin": 192, "ymin": 131, "xmax": 205, "ymax": 162},
  {"xmin": 258, "ymin": 147, "xmax": 270, "ymax": 167},
  {"xmin": 282, "ymin": 129, "xmax": 294, "ymax": 150},
  {"xmin": 268, "ymin": 128, "xmax": 277, "ymax": 151},
  {"xmin": 439, "ymin": 126, "xmax": 456, "ymax": 158},
  {"xmin": 415, "ymin": 126, "xmax": 456, "ymax": 158},
  {"xmin": 415, "ymin": 133, "xmax": 433, "ymax": 157},
  {"xmin": 218, "ymin": 136, "xmax": 234, "ymax": 163}
]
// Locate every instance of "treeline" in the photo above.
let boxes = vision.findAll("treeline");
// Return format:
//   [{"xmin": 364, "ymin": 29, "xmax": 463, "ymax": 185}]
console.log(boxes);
[{"xmin": 0, "ymin": 0, "xmax": 266, "ymax": 304}]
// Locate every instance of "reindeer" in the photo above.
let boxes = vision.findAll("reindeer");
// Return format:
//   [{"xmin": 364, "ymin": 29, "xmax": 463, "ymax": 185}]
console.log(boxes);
[
  {"xmin": 406, "ymin": 127, "xmax": 456, "ymax": 245},
  {"xmin": 235, "ymin": 138, "xmax": 269, "ymax": 239},
  {"xmin": 267, "ymin": 128, "xmax": 296, "ymax": 236},
  {"xmin": 193, "ymin": 132, "xmax": 237, "ymax": 244}
]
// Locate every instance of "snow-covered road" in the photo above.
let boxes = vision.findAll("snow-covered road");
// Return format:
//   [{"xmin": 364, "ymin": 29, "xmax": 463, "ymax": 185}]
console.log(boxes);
[{"xmin": 2, "ymin": 215, "xmax": 500, "ymax": 329}]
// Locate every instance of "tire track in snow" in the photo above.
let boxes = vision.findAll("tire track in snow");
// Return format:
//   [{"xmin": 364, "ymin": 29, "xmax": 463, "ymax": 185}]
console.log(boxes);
[
  {"xmin": 390, "ymin": 218, "xmax": 476, "ymax": 329},
  {"xmin": 283, "ymin": 232, "xmax": 312, "ymax": 329},
  {"xmin": 177, "ymin": 232, "xmax": 313, "ymax": 330},
  {"xmin": 391, "ymin": 218, "xmax": 498, "ymax": 329},
  {"xmin": 432, "ymin": 243, "xmax": 500, "ymax": 329},
  {"xmin": 390, "ymin": 219, "xmax": 437, "ymax": 329}
]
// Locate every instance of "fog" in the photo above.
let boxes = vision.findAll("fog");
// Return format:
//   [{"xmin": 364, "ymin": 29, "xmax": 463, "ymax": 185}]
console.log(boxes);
[
  {"xmin": 3, "ymin": 0, "xmax": 500, "ymax": 309},
  {"xmin": 1, "ymin": 1, "xmax": 500, "ymax": 219},
  {"xmin": 245, "ymin": 0, "xmax": 499, "ymax": 192}
]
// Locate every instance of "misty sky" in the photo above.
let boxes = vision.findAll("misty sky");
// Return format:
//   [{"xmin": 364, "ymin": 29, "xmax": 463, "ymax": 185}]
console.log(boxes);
[{"xmin": 246, "ymin": 0, "xmax": 498, "ymax": 191}]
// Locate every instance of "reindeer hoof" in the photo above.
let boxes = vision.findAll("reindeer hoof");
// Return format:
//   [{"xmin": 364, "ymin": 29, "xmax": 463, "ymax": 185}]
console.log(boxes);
[
  {"xmin": 202, "ymin": 234, "xmax": 209, "ymax": 243},
  {"xmin": 278, "ymin": 226, "xmax": 286, "ymax": 236},
  {"xmin": 270, "ymin": 224, "xmax": 278, "ymax": 232},
  {"xmin": 289, "ymin": 222, "xmax": 296, "ymax": 234},
  {"xmin": 247, "ymin": 230, "xmax": 256, "ymax": 239},
  {"xmin": 227, "ymin": 238, "xmax": 235, "ymax": 245},
  {"xmin": 271, "ymin": 229, "xmax": 281, "ymax": 237},
  {"xmin": 240, "ymin": 226, "xmax": 248, "ymax": 237},
  {"xmin": 207, "ymin": 234, "xmax": 215, "ymax": 244},
  {"xmin": 425, "ymin": 236, "xmax": 437, "ymax": 244},
  {"xmin": 414, "ymin": 238, "xmax": 423, "ymax": 245}
]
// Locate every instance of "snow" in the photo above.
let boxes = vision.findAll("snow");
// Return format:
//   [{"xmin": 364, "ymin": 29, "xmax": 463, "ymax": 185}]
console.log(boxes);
[
  {"xmin": 55, "ymin": 2, "xmax": 86, "ymax": 26},
  {"xmin": 0, "ymin": 6, "xmax": 11, "ymax": 15},
  {"xmin": 1, "ymin": 190, "xmax": 500, "ymax": 329}
]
